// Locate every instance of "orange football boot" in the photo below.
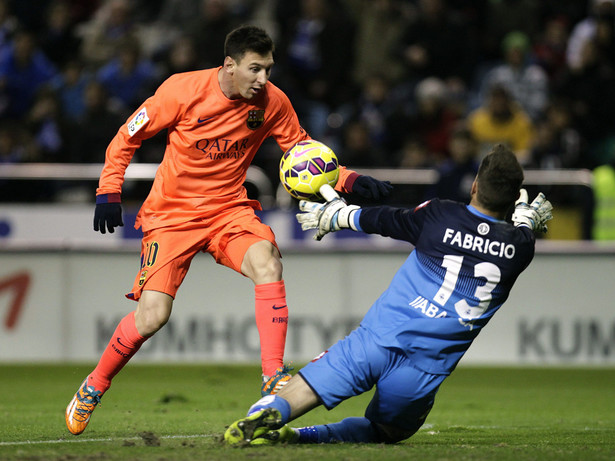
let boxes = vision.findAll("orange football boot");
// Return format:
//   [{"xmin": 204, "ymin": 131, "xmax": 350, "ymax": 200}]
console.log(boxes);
[{"xmin": 65, "ymin": 378, "xmax": 103, "ymax": 435}]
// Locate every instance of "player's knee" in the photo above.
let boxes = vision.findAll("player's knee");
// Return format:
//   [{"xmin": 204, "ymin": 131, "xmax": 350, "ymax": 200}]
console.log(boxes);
[
  {"xmin": 258, "ymin": 255, "xmax": 283, "ymax": 281},
  {"xmin": 135, "ymin": 298, "xmax": 172, "ymax": 336},
  {"xmin": 244, "ymin": 247, "xmax": 283, "ymax": 283},
  {"xmin": 374, "ymin": 423, "xmax": 417, "ymax": 444}
]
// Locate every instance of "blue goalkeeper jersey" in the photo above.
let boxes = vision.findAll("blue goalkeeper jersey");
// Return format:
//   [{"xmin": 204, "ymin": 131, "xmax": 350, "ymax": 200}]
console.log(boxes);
[{"xmin": 357, "ymin": 199, "xmax": 535, "ymax": 375}]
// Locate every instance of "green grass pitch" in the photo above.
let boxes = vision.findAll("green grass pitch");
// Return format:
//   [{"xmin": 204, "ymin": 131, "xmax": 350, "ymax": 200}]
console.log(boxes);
[{"xmin": 0, "ymin": 364, "xmax": 613, "ymax": 460}]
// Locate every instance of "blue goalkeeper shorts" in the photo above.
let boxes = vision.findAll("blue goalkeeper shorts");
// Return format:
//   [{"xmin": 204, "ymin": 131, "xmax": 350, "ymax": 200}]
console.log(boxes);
[{"xmin": 298, "ymin": 325, "xmax": 446, "ymax": 431}]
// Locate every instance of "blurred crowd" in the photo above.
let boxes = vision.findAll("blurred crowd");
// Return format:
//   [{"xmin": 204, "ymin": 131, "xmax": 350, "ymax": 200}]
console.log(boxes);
[{"xmin": 1, "ymin": 0, "xmax": 615, "ymax": 219}]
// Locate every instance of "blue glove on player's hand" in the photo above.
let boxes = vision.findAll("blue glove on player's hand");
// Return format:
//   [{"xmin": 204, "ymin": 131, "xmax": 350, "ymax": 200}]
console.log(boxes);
[
  {"xmin": 296, "ymin": 185, "xmax": 361, "ymax": 241},
  {"xmin": 93, "ymin": 194, "xmax": 124, "ymax": 234},
  {"xmin": 351, "ymin": 175, "xmax": 393, "ymax": 200},
  {"xmin": 511, "ymin": 189, "xmax": 553, "ymax": 233}
]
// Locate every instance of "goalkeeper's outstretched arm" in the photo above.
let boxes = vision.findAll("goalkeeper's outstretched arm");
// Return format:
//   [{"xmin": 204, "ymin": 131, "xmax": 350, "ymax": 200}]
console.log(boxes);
[{"xmin": 296, "ymin": 184, "xmax": 420, "ymax": 242}]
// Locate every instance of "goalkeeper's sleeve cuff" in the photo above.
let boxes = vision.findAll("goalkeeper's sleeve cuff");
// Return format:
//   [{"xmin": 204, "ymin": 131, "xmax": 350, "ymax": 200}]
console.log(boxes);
[{"xmin": 351, "ymin": 209, "xmax": 362, "ymax": 232}]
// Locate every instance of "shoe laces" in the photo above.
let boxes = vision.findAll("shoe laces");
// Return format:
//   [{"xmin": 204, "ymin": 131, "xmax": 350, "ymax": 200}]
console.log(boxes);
[
  {"xmin": 262, "ymin": 364, "xmax": 294, "ymax": 382},
  {"xmin": 74, "ymin": 385, "xmax": 102, "ymax": 419},
  {"xmin": 276, "ymin": 364, "xmax": 294, "ymax": 375}
]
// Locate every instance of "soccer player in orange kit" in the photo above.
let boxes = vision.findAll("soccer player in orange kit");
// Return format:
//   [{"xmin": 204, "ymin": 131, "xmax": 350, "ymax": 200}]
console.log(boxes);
[{"xmin": 65, "ymin": 25, "xmax": 392, "ymax": 435}]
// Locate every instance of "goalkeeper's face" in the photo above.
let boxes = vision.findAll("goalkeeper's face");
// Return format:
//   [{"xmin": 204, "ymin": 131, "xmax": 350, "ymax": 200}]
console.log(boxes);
[{"xmin": 228, "ymin": 51, "xmax": 274, "ymax": 100}]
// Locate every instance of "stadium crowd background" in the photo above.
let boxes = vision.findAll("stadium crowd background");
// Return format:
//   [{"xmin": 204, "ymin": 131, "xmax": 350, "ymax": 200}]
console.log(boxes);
[{"xmin": 0, "ymin": 0, "xmax": 614, "ymax": 239}]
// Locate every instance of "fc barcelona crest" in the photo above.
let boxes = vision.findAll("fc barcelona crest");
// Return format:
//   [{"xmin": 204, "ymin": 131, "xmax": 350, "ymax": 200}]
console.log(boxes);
[{"xmin": 247, "ymin": 110, "xmax": 265, "ymax": 130}]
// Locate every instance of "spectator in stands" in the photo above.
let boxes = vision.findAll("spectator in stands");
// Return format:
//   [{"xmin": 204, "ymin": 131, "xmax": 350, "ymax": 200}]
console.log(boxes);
[
  {"xmin": 274, "ymin": 0, "xmax": 356, "ymax": 138},
  {"xmin": 467, "ymin": 84, "xmax": 534, "ymax": 165},
  {"xmin": 67, "ymin": 81, "xmax": 126, "ymax": 164},
  {"xmin": 346, "ymin": 0, "xmax": 406, "ymax": 87},
  {"xmin": 38, "ymin": 0, "xmax": 81, "ymax": 68},
  {"xmin": 403, "ymin": 76, "xmax": 459, "ymax": 166},
  {"xmin": 155, "ymin": 0, "xmax": 202, "ymax": 33},
  {"xmin": 478, "ymin": 31, "xmax": 549, "ymax": 122},
  {"xmin": 482, "ymin": 0, "xmax": 541, "ymax": 61},
  {"xmin": 566, "ymin": 0, "xmax": 614, "ymax": 71},
  {"xmin": 533, "ymin": 15, "xmax": 571, "ymax": 85},
  {"xmin": 342, "ymin": 73, "xmax": 398, "ymax": 155},
  {"xmin": 157, "ymin": 34, "xmax": 200, "ymax": 78},
  {"xmin": 555, "ymin": 35, "xmax": 615, "ymax": 167},
  {"xmin": 396, "ymin": 0, "xmax": 476, "ymax": 90},
  {"xmin": 79, "ymin": 0, "xmax": 137, "ymax": 67},
  {"xmin": 0, "ymin": 120, "xmax": 28, "ymax": 164},
  {"xmin": 339, "ymin": 119, "xmax": 388, "ymax": 168},
  {"xmin": 186, "ymin": 0, "xmax": 240, "ymax": 69},
  {"xmin": 96, "ymin": 38, "xmax": 159, "ymax": 111},
  {"xmin": 425, "ymin": 124, "xmax": 479, "ymax": 203},
  {"xmin": 529, "ymin": 98, "xmax": 584, "ymax": 169},
  {"xmin": 396, "ymin": 136, "xmax": 431, "ymax": 169},
  {"xmin": 51, "ymin": 59, "xmax": 92, "ymax": 123},
  {"xmin": 0, "ymin": 0, "xmax": 18, "ymax": 50},
  {"xmin": 0, "ymin": 29, "xmax": 57, "ymax": 120},
  {"xmin": 594, "ymin": 9, "xmax": 615, "ymax": 69},
  {"xmin": 26, "ymin": 86, "xmax": 67, "ymax": 162}
]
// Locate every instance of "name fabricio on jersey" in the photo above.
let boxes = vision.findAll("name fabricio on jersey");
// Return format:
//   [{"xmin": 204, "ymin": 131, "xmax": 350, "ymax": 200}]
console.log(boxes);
[{"xmin": 442, "ymin": 228, "xmax": 516, "ymax": 259}]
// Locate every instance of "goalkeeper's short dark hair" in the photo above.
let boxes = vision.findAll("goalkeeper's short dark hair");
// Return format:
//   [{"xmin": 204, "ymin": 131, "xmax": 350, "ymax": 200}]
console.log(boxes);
[
  {"xmin": 476, "ymin": 144, "xmax": 524, "ymax": 213},
  {"xmin": 224, "ymin": 25, "xmax": 274, "ymax": 62}
]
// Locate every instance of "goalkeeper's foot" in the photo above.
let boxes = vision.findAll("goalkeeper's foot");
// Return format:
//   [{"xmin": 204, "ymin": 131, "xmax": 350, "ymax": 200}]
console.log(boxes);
[
  {"xmin": 261, "ymin": 364, "xmax": 293, "ymax": 396},
  {"xmin": 65, "ymin": 378, "xmax": 103, "ymax": 435},
  {"xmin": 224, "ymin": 408, "xmax": 283, "ymax": 445},
  {"xmin": 250, "ymin": 424, "xmax": 299, "ymax": 445}
]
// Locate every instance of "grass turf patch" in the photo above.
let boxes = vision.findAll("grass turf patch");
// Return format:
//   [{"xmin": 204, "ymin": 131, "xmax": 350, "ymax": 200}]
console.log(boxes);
[{"xmin": 0, "ymin": 364, "xmax": 613, "ymax": 460}]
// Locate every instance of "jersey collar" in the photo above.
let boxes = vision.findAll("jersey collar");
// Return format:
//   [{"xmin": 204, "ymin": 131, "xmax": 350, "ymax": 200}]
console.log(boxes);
[{"xmin": 466, "ymin": 204, "xmax": 505, "ymax": 223}]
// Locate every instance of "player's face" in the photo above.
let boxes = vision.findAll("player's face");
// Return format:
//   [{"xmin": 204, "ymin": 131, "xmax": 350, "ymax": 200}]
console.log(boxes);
[{"xmin": 229, "ymin": 51, "xmax": 274, "ymax": 100}]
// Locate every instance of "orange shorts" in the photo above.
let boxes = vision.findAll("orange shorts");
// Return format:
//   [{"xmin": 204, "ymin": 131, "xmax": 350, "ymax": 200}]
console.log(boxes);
[{"xmin": 126, "ymin": 205, "xmax": 278, "ymax": 301}]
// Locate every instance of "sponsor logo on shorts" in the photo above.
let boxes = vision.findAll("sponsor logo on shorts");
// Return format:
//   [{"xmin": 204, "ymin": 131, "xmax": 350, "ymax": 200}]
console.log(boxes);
[{"xmin": 138, "ymin": 270, "xmax": 148, "ymax": 287}]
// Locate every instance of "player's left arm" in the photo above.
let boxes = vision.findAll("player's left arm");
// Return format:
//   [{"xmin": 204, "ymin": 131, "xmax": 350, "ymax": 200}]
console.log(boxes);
[
  {"xmin": 335, "ymin": 170, "xmax": 393, "ymax": 201},
  {"xmin": 94, "ymin": 76, "xmax": 185, "ymax": 233}
]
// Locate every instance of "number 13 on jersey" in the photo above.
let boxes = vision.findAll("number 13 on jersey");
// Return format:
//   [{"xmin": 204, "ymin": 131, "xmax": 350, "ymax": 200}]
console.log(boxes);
[{"xmin": 433, "ymin": 255, "xmax": 501, "ymax": 321}]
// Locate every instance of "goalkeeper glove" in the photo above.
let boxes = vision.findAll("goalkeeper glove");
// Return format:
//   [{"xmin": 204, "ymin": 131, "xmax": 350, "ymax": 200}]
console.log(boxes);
[
  {"xmin": 511, "ymin": 189, "xmax": 553, "ymax": 233},
  {"xmin": 296, "ymin": 185, "xmax": 361, "ymax": 241},
  {"xmin": 351, "ymin": 175, "xmax": 393, "ymax": 200},
  {"xmin": 93, "ymin": 194, "xmax": 124, "ymax": 234}
]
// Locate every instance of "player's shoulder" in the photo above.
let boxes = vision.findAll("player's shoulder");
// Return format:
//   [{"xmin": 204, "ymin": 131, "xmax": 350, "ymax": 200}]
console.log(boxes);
[
  {"xmin": 166, "ymin": 68, "xmax": 216, "ymax": 85},
  {"xmin": 416, "ymin": 198, "xmax": 463, "ymax": 215},
  {"xmin": 160, "ymin": 69, "xmax": 217, "ymax": 98},
  {"xmin": 263, "ymin": 80, "xmax": 293, "ymax": 108}
]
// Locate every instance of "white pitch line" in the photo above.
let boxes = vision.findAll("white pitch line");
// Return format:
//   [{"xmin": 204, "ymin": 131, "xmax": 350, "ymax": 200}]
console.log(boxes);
[{"xmin": 0, "ymin": 434, "xmax": 213, "ymax": 447}]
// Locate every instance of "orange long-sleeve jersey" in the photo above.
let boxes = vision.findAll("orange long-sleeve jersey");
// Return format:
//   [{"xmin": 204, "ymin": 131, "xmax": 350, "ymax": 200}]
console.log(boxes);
[{"xmin": 97, "ymin": 67, "xmax": 356, "ymax": 232}]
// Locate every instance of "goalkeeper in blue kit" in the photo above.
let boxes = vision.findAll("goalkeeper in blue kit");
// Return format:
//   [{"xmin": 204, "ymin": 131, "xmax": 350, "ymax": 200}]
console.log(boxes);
[{"xmin": 224, "ymin": 144, "xmax": 553, "ymax": 445}]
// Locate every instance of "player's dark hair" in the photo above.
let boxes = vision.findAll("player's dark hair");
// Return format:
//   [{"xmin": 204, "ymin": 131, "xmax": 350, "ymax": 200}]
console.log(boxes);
[
  {"xmin": 224, "ymin": 25, "xmax": 274, "ymax": 62},
  {"xmin": 476, "ymin": 144, "xmax": 524, "ymax": 213}
]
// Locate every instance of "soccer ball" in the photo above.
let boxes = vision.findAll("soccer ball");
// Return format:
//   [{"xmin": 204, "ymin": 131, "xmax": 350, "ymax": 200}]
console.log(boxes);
[{"xmin": 279, "ymin": 140, "xmax": 339, "ymax": 201}]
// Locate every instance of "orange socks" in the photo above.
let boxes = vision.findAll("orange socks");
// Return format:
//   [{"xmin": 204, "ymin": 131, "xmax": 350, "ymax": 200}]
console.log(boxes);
[
  {"xmin": 86, "ymin": 283, "xmax": 288, "ymax": 390},
  {"xmin": 255, "ymin": 280, "xmax": 288, "ymax": 376},
  {"xmin": 88, "ymin": 311, "xmax": 147, "ymax": 393}
]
